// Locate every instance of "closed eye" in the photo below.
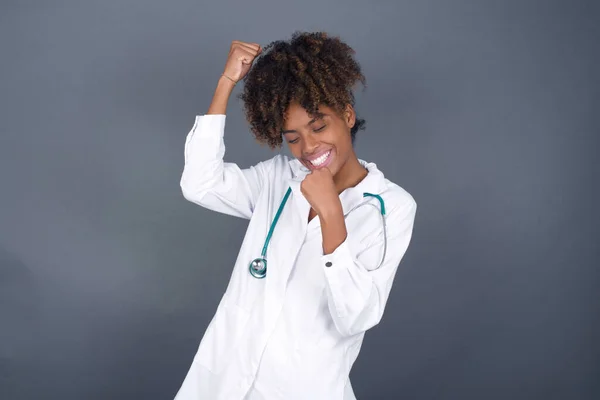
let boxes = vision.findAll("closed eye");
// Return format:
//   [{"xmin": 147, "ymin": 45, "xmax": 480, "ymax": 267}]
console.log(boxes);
[{"xmin": 285, "ymin": 124, "xmax": 325, "ymax": 143}]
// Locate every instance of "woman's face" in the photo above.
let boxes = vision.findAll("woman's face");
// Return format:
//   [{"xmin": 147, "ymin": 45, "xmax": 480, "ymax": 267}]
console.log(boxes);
[{"xmin": 281, "ymin": 102, "xmax": 356, "ymax": 178}]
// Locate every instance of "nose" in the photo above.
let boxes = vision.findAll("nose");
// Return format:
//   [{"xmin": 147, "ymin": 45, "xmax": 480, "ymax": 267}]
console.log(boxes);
[{"xmin": 302, "ymin": 134, "xmax": 319, "ymax": 155}]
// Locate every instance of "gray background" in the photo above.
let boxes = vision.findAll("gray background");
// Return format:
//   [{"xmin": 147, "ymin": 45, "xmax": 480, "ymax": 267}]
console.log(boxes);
[{"xmin": 1, "ymin": 0, "xmax": 598, "ymax": 399}]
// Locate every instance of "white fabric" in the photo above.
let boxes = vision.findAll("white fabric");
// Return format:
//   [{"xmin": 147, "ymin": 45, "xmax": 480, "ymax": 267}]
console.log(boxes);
[{"xmin": 174, "ymin": 114, "xmax": 417, "ymax": 400}]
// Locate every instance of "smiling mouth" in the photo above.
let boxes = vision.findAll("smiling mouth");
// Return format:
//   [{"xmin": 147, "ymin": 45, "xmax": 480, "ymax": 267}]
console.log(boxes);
[{"xmin": 306, "ymin": 150, "xmax": 332, "ymax": 168}]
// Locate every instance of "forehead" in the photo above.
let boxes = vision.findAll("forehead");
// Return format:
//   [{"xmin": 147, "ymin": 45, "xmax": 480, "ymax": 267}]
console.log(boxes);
[{"xmin": 283, "ymin": 103, "xmax": 335, "ymax": 127}]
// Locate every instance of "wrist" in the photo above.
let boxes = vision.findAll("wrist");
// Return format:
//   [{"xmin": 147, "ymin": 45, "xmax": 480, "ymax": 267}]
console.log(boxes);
[
  {"xmin": 316, "ymin": 199, "xmax": 343, "ymax": 221},
  {"xmin": 218, "ymin": 74, "xmax": 236, "ymax": 89},
  {"xmin": 319, "ymin": 203, "xmax": 347, "ymax": 255}
]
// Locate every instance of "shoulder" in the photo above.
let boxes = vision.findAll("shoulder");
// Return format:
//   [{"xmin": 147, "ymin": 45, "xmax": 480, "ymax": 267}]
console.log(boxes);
[
  {"xmin": 360, "ymin": 158, "xmax": 417, "ymax": 213},
  {"xmin": 383, "ymin": 179, "xmax": 417, "ymax": 215},
  {"xmin": 270, "ymin": 153, "xmax": 295, "ymax": 173},
  {"xmin": 372, "ymin": 175, "xmax": 418, "ymax": 241},
  {"xmin": 256, "ymin": 153, "xmax": 295, "ymax": 179},
  {"xmin": 368, "ymin": 162, "xmax": 417, "ymax": 223}
]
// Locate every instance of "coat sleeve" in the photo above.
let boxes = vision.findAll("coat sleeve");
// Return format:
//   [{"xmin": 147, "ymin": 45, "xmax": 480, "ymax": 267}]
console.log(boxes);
[
  {"xmin": 321, "ymin": 195, "xmax": 417, "ymax": 337},
  {"xmin": 179, "ymin": 114, "xmax": 273, "ymax": 219}
]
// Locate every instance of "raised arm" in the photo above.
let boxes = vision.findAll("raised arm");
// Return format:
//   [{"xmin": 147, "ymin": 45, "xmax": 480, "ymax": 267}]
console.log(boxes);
[{"xmin": 180, "ymin": 41, "xmax": 268, "ymax": 219}]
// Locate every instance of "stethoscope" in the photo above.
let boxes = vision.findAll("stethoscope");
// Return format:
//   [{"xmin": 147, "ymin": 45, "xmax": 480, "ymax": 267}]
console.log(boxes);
[{"xmin": 249, "ymin": 187, "xmax": 387, "ymax": 279}]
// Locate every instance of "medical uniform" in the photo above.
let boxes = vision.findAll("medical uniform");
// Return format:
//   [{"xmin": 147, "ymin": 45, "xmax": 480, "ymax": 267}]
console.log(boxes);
[{"xmin": 175, "ymin": 114, "xmax": 417, "ymax": 400}]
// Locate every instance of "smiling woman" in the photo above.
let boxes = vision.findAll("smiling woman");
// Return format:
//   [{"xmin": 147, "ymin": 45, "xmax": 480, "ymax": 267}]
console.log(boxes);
[{"xmin": 175, "ymin": 31, "xmax": 417, "ymax": 400}]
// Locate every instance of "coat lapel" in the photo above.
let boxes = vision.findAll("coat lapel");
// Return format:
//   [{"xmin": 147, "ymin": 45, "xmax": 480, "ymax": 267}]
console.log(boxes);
[{"xmin": 263, "ymin": 168, "xmax": 309, "ymax": 301}]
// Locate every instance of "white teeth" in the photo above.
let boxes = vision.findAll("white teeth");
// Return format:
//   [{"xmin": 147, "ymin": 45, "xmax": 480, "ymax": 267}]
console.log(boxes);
[{"xmin": 309, "ymin": 151, "xmax": 330, "ymax": 166}]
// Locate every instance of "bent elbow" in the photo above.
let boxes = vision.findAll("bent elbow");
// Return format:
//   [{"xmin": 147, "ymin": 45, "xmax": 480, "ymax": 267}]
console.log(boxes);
[{"xmin": 180, "ymin": 176, "xmax": 211, "ymax": 205}]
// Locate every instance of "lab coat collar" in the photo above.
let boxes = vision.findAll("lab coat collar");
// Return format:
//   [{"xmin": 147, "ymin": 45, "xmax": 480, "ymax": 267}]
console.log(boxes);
[{"xmin": 286, "ymin": 157, "xmax": 387, "ymax": 217}]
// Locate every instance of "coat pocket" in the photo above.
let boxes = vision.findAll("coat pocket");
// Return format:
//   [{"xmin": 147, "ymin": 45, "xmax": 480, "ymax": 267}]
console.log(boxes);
[{"xmin": 193, "ymin": 299, "xmax": 251, "ymax": 374}]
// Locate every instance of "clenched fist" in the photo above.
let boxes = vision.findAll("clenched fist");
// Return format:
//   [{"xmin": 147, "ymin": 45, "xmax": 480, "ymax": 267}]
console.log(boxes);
[
  {"xmin": 300, "ymin": 168, "xmax": 342, "ymax": 218},
  {"xmin": 222, "ymin": 41, "xmax": 262, "ymax": 83}
]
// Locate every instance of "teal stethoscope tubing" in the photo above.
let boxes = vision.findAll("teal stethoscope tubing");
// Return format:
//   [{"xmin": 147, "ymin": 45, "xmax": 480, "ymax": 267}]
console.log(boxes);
[{"xmin": 248, "ymin": 187, "xmax": 387, "ymax": 279}]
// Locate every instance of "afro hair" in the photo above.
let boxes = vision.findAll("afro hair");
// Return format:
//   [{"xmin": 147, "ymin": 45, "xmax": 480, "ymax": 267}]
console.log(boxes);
[{"xmin": 237, "ymin": 31, "xmax": 367, "ymax": 149}]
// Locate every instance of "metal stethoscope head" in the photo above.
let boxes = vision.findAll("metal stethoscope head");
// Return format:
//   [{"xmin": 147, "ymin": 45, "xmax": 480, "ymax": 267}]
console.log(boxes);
[
  {"xmin": 249, "ymin": 188, "xmax": 386, "ymax": 279},
  {"xmin": 249, "ymin": 257, "xmax": 268, "ymax": 279}
]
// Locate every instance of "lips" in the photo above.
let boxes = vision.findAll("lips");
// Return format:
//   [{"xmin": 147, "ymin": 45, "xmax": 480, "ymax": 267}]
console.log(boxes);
[{"xmin": 304, "ymin": 149, "xmax": 333, "ymax": 169}]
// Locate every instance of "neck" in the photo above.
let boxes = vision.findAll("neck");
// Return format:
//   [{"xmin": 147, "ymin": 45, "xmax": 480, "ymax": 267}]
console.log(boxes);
[{"xmin": 333, "ymin": 155, "xmax": 368, "ymax": 194}]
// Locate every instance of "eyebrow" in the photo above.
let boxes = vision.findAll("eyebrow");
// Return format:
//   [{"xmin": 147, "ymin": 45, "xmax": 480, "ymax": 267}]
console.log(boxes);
[{"xmin": 281, "ymin": 113, "xmax": 328, "ymax": 135}]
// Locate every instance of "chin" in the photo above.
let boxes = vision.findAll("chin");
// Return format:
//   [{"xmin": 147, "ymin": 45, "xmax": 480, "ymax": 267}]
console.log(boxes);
[{"xmin": 325, "ymin": 163, "xmax": 339, "ymax": 175}]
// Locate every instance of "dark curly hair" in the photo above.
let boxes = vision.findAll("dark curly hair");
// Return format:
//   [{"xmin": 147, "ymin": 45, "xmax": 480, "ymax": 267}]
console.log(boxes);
[{"xmin": 237, "ymin": 31, "xmax": 367, "ymax": 150}]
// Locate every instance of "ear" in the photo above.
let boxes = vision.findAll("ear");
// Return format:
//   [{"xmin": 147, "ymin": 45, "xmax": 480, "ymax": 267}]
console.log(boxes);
[{"xmin": 344, "ymin": 104, "xmax": 356, "ymax": 129}]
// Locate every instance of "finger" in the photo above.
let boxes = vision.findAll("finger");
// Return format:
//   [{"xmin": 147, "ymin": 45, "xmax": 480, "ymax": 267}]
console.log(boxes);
[
  {"xmin": 238, "ymin": 46, "xmax": 260, "ymax": 59},
  {"xmin": 236, "ymin": 48, "xmax": 257, "ymax": 63},
  {"xmin": 234, "ymin": 41, "xmax": 261, "ymax": 55},
  {"xmin": 244, "ymin": 42, "xmax": 262, "ymax": 52},
  {"xmin": 232, "ymin": 40, "xmax": 260, "ymax": 48},
  {"xmin": 238, "ymin": 53, "xmax": 256, "ymax": 65},
  {"xmin": 242, "ymin": 42, "xmax": 261, "ymax": 51},
  {"xmin": 230, "ymin": 41, "xmax": 257, "ymax": 58}
]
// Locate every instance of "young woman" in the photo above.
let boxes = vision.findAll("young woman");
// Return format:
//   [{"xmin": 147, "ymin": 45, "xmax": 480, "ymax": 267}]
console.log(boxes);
[{"xmin": 174, "ymin": 31, "xmax": 417, "ymax": 400}]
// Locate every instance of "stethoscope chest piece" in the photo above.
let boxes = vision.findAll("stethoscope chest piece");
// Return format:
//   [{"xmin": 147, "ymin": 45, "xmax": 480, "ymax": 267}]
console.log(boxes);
[{"xmin": 249, "ymin": 257, "xmax": 267, "ymax": 279}]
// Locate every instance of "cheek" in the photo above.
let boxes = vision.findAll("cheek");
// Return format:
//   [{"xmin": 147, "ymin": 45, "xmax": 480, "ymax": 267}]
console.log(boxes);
[
  {"xmin": 288, "ymin": 145, "xmax": 302, "ymax": 159},
  {"xmin": 331, "ymin": 132, "xmax": 352, "ymax": 156}
]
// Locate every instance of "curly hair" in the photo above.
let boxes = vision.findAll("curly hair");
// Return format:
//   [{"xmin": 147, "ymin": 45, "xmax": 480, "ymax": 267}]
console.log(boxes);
[{"xmin": 237, "ymin": 31, "xmax": 367, "ymax": 150}]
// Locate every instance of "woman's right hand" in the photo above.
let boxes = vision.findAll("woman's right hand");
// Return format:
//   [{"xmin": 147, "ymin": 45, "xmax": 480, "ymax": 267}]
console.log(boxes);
[{"xmin": 222, "ymin": 41, "xmax": 262, "ymax": 83}]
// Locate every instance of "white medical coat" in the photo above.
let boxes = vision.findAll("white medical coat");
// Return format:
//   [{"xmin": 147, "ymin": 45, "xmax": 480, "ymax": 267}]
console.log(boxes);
[{"xmin": 174, "ymin": 114, "xmax": 417, "ymax": 400}]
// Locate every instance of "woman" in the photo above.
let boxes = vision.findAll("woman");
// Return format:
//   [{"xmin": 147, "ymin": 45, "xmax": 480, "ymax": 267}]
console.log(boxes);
[{"xmin": 175, "ymin": 31, "xmax": 417, "ymax": 400}]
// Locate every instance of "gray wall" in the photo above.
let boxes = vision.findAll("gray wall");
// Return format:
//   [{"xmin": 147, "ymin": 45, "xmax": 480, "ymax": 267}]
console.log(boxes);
[{"xmin": 1, "ymin": 1, "xmax": 598, "ymax": 399}]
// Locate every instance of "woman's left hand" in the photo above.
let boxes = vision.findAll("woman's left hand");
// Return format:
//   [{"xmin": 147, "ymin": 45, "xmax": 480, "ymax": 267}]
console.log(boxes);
[{"xmin": 300, "ymin": 168, "xmax": 342, "ymax": 217}]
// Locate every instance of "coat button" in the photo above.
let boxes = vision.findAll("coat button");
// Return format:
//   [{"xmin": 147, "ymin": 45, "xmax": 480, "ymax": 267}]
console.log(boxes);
[{"xmin": 325, "ymin": 261, "xmax": 332, "ymax": 267}]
